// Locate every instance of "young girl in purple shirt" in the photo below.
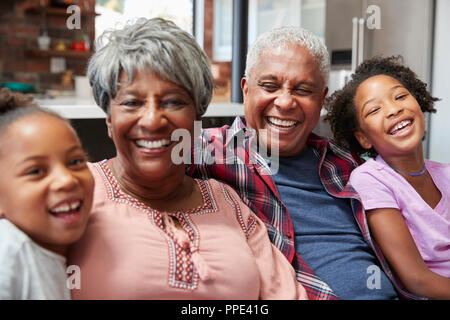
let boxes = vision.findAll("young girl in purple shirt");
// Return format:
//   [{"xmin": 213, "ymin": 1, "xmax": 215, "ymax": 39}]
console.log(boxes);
[{"xmin": 325, "ymin": 56, "xmax": 450, "ymax": 299}]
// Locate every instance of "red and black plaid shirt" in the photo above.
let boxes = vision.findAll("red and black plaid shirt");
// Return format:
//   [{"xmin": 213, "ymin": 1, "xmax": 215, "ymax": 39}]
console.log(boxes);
[{"xmin": 188, "ymin": 116, "xmax": 424, "ymax": 300}]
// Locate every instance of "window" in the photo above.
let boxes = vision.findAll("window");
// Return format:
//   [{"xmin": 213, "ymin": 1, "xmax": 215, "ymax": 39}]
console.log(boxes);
[
  {"xmin": 212, "ymin": 0, "xmax": 325, "ymax": 62},
  {"xmin": 95, "ymin": 0, "xmax": 194, "ymax": 41},
  {"xmin": 212, "ymin": 0, "xmax": 233, "ymax": 61},
  {"xmin": 300, "ymin": 0, "xmax": 326, "ymax": 40},
  {"xmin": 248, "ymin": 0, "xmax": 301, "ymax": 44}
]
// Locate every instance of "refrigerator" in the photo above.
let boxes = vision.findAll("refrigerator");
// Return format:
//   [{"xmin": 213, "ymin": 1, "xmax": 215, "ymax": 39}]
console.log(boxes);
[{"xmin": 318, "ymin": 0, "xmax": 435, "ymax": 155}]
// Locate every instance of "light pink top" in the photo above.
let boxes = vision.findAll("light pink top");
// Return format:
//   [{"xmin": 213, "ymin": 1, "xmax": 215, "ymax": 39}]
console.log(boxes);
[
  {"xmin": 68, "ymin": 161, "xmax": 307, "ymax": 299},
  {"xmin": 349, "ymin": 156, "xmax": 450, "ymax": 278}
]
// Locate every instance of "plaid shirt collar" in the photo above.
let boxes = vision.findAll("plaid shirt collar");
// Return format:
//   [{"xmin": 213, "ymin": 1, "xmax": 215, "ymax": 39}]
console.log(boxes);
[
  {"xmin": 190, "ymin": 116, "xmax": 424, "ymax": 300},
  {"xmin": 222, "ymin": 116, "xmax": 278, "ymax": 177}
]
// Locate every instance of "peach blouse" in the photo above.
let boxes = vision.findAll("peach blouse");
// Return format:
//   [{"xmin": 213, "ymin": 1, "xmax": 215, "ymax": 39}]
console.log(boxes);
[{"xmin": 68, "ymin": 160, "xmax": 307, "ymax": 300}]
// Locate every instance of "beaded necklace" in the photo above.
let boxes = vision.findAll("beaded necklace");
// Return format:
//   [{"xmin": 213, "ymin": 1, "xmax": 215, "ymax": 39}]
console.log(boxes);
[{"xmin": 389, "ymin": 163, "xmax": 426, "ymax": 176}]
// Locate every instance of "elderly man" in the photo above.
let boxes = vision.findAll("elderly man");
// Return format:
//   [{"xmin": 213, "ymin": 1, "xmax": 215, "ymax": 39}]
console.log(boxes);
[{"xmin": 189, "ymin": 26, "xmax": 401, "ymax": 300}]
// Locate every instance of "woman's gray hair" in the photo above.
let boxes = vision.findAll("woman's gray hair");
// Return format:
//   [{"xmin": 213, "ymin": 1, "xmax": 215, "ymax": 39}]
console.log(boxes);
[
  {"xmin": 245, "ymin": 26, "xmax": 330, "ymax": 85},
  {"xmin": 88, "ymin": 17, "xmax": 214, "ymax": 117}
]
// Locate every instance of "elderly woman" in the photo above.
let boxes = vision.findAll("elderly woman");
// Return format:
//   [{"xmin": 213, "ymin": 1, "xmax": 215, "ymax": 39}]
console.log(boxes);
[{"xmin": 68, "ymin": 17, "xmax": 306, "ymax": 300}]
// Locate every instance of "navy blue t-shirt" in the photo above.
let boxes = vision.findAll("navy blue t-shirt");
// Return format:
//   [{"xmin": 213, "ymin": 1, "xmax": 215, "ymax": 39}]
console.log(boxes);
[{"xmin": 271, "ymin": 146, "xmax": 398, "ymax": 299}]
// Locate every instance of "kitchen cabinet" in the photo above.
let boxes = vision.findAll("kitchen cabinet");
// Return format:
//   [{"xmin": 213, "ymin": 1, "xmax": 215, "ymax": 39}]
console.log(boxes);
[
  {"xmin": 37, "ymin": 97, "xmax": 244, "ymax": 161},
  {"xmin": 26, "ymin": 48, "xmax": 92, "ymax": 59},
  {"xmin": 23, "ymin": 3, "xmax": 96, "ymax": 60},
  {"xmin": 24, "ymin": 5, "xmax": 98, "ymax": 16}
]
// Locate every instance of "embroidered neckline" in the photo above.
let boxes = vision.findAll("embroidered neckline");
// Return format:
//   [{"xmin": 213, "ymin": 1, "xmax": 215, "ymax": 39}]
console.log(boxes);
[
  {"xmin": 93, "ymin": 160, "xmax": 218, "ymax": 290},
  {"xmin": 94, "ymin": 159, "xmax": 218, "ymax": 216}
]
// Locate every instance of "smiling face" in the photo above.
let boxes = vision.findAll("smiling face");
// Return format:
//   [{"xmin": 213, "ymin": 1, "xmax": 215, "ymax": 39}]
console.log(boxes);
[
  {"xmin": 0, "ymin": 114, "xmax": 94, "ymax": 255},
  {"xmin": 354, "ymin": 75, "xmax": 425, "ymax": 158},
  {"xmin": 107, "ymin": 68, "xmax": 197, "ymax": 183},
  {"xmin": 241, "ymin": 44, "xmax": 328, "ymax": 157}
]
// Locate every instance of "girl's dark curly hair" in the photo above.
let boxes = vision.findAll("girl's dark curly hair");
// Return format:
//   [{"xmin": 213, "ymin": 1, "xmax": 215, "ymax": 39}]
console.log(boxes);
[{"xmin": 324, "ymin": 55, "xmax": 439, "ymax": 158}]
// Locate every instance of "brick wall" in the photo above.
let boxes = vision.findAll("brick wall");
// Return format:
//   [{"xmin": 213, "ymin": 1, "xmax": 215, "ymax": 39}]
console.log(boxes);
[
  {"xmin": 0, "ymin": 0, "xmax": 231, "ymax": 99},
  {"xmin": 204, "ymin": 0, "xmax": 232, "ymax": 102},
  {"xmin": 0, "ymin": 0, "xmax": 95, "ymax": 92},
  {"xmin": 203, "ymin": 0, "xmax": 214, "ymax": 59}
]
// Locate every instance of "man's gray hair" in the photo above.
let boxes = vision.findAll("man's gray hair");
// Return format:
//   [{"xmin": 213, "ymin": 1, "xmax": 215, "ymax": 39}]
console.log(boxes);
[
  {"xmin": 87, "ymin": 17, "xmax": 214, "ymax": 116},
  {"xmin": 245, "ymin": 26, "xmax": 330, "ymax": 85}
]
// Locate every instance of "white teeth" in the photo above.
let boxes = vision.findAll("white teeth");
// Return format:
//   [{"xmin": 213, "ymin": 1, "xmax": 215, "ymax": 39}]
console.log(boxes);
[
  {"xmin": 390, "ymin": 120, "xmax": 411, "ymax": 134},
  {"xmin": 53, "ymin": 205, "xmax": 69, "ymax": 213},
  {"xmin": 267, "ymin": 117, "xmax": 297, "ymax": 127},
  {"xmin": 50, "ymin": 200, "xmax": 81, "ymax": 213},
  {"xmin": 136, "ymin": 139, "xmax": 171, "ymax": 149}
]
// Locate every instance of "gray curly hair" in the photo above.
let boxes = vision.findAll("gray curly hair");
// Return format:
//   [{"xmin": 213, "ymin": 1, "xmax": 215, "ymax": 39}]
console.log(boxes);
[
  {"xmin": 87, "ymin": 17, "xmax": 214, "ymax": 117},
  {"xmin": 245, "ymin": 26, "xmax": 330, "ymax": 85}
]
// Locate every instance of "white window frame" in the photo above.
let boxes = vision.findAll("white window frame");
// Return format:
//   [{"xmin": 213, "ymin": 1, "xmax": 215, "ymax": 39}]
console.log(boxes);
[
  {"xmin": 213, "ymin": 0, "xmax": 233, "ymax": 61},
  {"xmin": 248, "ymin": 0, "xmax": 301, "ymax": 46},
  {"xmin": 211, "ymin": 0, "xmax": 302, "ymax": 62},
  {"xmin": 194, "ymin": 0, "xmax": 205, "ymax": 49}
]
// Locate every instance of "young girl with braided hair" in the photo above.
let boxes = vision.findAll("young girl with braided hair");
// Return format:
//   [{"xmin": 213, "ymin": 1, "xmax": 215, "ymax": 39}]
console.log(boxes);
[{"xmin": 325, "ymin": 56, "xmax": 450, "ymax": 299}]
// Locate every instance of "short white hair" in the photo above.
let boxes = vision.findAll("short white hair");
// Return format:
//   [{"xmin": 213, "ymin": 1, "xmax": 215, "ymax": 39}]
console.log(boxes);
[
  {"xmin": 245, "ymin": 26, "xmax": 330, "ymax": 85},
  {"xmin": 88, "ymin": 17, "xmax": 214, "ymax": 116}
]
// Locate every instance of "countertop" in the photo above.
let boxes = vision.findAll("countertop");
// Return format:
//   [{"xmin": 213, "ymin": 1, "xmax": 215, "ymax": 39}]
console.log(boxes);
[{"xmin": 36, "ymin": 97, "xmax": 244, "ymax": 119}]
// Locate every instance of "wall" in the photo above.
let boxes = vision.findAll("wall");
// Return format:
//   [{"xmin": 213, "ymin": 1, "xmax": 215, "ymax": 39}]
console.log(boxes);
[
  {"xmin": 0, "ymin": 0, "xmax": 96, "ymax": 92},
  {"xmin": 429, "ymin": 0, "xmax": 450, "ymax": 162}
]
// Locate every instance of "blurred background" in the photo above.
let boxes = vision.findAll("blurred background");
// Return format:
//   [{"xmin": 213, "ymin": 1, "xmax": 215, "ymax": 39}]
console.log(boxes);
[{"xmin": 0, "ymin": 0, "xmax": 448, "ymax": 162}]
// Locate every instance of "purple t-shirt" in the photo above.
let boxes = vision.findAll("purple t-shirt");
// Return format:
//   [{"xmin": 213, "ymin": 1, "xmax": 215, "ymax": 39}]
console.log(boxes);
[{"xmin": 349, "ymin": 155, "xmax": 450, "ymax": 278}]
